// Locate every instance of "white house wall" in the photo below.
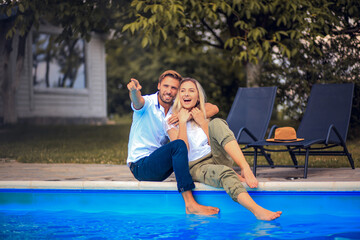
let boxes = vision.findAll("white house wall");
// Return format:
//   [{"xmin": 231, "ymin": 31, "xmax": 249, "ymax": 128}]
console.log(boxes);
[{"xmin": 0, "ymin": 31, "xmax": 107, "ymax": 123}]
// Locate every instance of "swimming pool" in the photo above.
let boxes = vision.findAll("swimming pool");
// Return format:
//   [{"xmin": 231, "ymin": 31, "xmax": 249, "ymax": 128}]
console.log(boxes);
[{"xmin": 1, "ymin": 189, "xmax": 360, "ymax": 239}]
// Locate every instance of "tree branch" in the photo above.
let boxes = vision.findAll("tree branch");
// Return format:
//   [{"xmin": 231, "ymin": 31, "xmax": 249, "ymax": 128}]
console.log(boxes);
[
  {"xmin": 188, "ymin": 35, "xmax": 224, "ymax": 49},
  {"xmin": 200, "ymin": 18, "xmax": 225, "ymax": 48},
  {"xmin": 333, "ymin": 26, "xmax": 360, "ymax": 36}
]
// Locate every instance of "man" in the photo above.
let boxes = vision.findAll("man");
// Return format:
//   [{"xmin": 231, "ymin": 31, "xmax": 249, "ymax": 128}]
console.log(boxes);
[{"xmin": 127, "ymin": 70, "xmax": 219, "ymax": 215}]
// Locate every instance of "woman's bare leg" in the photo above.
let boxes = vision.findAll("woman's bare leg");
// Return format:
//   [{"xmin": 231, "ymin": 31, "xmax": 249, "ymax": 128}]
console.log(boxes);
[
  {"xmin": 181, "ymin": 190, "xmax": 219, "ymax": 215},
  {"xmin": 224, "ymin": 140, "xmax": 258, "ymax": 188},
  {"xmin": 235, "ymin": 172, "xmax": 246, "ymax": 182}
]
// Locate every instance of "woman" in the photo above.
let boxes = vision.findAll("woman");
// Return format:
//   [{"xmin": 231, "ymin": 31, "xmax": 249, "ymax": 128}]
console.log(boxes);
[{"xmin": 165, "ymin": 77, "xmax": 282, "ymax": 221}]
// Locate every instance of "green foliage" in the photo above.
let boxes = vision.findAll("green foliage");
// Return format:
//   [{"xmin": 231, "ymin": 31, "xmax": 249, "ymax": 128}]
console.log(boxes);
[
  {"xmin": 259, "ymin": 34, "xmax": 360, "ymax": 133},
  {"xmin": 0, "ymin": 0, "xmax": 124, "ymax": 42},
  {"xmin": 110, "ymin": 0, "xmax": 360, "ymax": 122},
  {"xmin": 2, "ymin": 0, "xmax": 359, "ymax": 128},
  {"xmin": 121, "ymin": 0, "xmax": 354, "ymax": 65},
  {"xmin": 106, "ymin": 32, "xmax": 165, "ymax": 116},
  {"xmin": 106, "ymin": 31, "xmax": 245, "ymax": 118}
]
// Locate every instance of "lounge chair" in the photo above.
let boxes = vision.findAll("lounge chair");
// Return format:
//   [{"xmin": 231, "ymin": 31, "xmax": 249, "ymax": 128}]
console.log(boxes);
[
  {"xmin": 248, "ymin": 83, "xmax": 355, "ymax": 178},
  {"xmin": 226, "ymin": 86, "xmax": 277, "ymax": 165}
]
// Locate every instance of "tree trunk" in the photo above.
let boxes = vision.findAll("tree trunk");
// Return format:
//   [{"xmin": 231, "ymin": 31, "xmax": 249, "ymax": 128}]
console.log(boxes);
[
  {"xmin": 0, "ymin": 32, "xmax": 26, "ymax": 125},
  {"xmin": 245, "ymin": 61, "xmax": 262, "ymax": 87},
  {"xmin": 1, "ymin": 86, "xmax": 17, "ymax": 124},
  {"xmin": 1, "ymin": 57, "xmax": 19, "ymax": 124},
  {"xmin": 1, "ymin": 34, "xmax": 18, "ymax": 124}
]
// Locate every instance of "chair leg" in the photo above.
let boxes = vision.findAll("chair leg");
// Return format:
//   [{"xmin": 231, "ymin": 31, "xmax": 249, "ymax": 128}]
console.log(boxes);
[
  {"xmin": 253, "ymin": 148, "xmax": 258, "ymax": 176},
  {"xmin": 259, "ymin": 147, "xmax": 274, "ymax": 166},
  {"xmin": 304, "ymin": 148, "xmax": 310, "ymax": 179},
  {"xmin": 287, "ymin": 146, "xmax": 298, "ymax": 167},
  {"xmin": 343, "ymin": 145, "xmax": 355, "ymax": 169}
]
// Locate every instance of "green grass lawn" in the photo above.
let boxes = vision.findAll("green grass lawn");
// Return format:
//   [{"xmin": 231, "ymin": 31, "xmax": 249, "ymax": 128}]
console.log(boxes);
[
  {"xmin": 0, "ymin": 124, "xmax": 130, "ymax": 165},
  {"xmin": 243, "ymin": 142, "xmax": 360, "ymax": 168},
  {"xmin": 1, "ymin": 121, "xmax": 359, "ymax": 168}
]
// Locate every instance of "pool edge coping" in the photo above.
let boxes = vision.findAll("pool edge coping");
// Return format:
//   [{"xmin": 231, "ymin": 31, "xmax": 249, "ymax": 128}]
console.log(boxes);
[{"xmin": 0, "ymin": 181, "xmax": 359, "ymax": 192}]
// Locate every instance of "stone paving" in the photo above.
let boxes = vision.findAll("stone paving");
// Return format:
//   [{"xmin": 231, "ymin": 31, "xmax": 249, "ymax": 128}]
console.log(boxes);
[{"xmin": 1, "ymin": 160, "xmax": 359, "ymax": 182}]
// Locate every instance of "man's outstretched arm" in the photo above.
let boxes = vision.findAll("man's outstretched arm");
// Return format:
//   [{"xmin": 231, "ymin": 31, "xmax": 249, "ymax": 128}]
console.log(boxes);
[{"xmin": 128, "ymin": 78, "xmax": 145, "ymax": 110}]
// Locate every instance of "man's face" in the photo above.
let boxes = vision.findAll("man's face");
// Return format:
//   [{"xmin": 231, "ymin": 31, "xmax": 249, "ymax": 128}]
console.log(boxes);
[{"xmin": 157, "ymin": 76, "xmax": 180, "ymax": 105}]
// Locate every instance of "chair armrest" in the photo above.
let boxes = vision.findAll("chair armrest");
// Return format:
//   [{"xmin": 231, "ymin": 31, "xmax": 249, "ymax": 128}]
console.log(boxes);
[
  {"xmin": 267, "ymin": 125, "xmax": 278, "ymax": 139},
  {"xmin": 236, "ymin": 127, "xmax": 258, "ymax": 142},
  {"xmin": 325, "ymin": 124, "xmax": 346, "ymax": 145}
]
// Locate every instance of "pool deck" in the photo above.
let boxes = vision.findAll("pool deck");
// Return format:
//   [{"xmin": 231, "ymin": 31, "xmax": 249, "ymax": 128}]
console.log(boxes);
[{"xmin": 1, "ymin": 160, "xmax": 360, "ymax": 191}]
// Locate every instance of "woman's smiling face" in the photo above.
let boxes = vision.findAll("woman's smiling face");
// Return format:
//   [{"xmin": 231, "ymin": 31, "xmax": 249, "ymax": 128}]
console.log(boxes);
[{"xmin": 179, "ymin": 81, "xmax": 199, "ymax": 110}]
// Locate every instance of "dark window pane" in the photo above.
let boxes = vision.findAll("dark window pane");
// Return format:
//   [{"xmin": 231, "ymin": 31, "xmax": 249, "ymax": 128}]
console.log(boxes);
[{"xmin": 32, "ymin": 32, "xmax": 86, "ymax": 89}]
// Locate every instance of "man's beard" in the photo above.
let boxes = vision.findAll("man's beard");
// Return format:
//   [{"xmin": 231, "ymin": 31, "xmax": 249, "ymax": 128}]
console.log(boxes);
[{"xmin": 159, "ymin": 92, "xmax": 174, "ymax": 104}]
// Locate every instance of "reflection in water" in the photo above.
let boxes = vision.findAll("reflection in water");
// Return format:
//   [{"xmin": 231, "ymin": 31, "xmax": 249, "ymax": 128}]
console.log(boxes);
[
  {"xmin": 246, "ymin": 220, "xmax": 283, "ymax": 238},
  {"xmin": 1, "ymin": 211, "xmax": 360, "ymax": 240}
]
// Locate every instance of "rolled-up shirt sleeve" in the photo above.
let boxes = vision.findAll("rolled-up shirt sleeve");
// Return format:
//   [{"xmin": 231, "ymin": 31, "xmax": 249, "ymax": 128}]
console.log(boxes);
[{"xmin": 163, "ymin": 114, "xmax": 177, "ymax": 136}]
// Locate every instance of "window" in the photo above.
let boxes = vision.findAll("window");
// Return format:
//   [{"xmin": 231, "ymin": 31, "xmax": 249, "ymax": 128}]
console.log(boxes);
[{"xmin": 32, "ymin": 32, "xmax": 86, "ymax": 89}]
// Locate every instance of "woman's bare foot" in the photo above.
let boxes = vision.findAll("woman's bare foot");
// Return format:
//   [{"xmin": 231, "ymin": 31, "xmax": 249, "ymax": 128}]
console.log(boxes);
[
  {"xmin": 237, "ymin": 192, "xmax": 282, "ymax": 221},
  {"xmin": 254, "ymin": 207, "xmax": 282, "ymax": 221},
  {"xmin": 186, "ymin": 203, "xmax": 220, "ymax": 215},
  {"xmin": 241, "ymin": 167, "xmax": 258, "ymax": 188}
]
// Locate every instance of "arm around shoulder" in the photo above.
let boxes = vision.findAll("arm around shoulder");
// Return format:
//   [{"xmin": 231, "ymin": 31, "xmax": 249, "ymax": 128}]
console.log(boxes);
[{"xmin": 204, "ymin": 103, "xmax": 219, "ymax": 118}]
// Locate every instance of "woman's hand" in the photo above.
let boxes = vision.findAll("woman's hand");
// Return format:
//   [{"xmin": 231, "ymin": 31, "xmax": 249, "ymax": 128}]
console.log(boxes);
[
  {"xmin": 191, "ymin": 108, "xmax": 207, "ymax": 126},
  {"xmin": 178, "ymin": 108, "xmax": 191, "ymax": 124}
]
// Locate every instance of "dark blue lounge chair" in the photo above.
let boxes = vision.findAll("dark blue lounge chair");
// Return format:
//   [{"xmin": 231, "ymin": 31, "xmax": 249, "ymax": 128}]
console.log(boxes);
[
  {"xmin": 249, "ymin": 83, "xmax": 355, "ymax": 178},
  {"xmin": 226, "ymin": 86, "xmax": 277, "ymax": 165}
]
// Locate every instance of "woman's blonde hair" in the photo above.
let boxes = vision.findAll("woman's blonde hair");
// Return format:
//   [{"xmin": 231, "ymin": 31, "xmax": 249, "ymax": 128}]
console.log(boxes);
[{"xmin": 173, "ymin": 77, "xmax": 207, "ymax": 120}]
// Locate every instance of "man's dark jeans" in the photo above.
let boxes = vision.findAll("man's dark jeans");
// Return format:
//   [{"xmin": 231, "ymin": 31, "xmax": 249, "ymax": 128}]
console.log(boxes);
[{"xmin": 130, "ymin": 139, "xmax": 195, "ymax": 192}]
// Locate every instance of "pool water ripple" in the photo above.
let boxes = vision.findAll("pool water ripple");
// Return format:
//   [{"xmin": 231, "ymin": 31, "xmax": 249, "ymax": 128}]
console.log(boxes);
[
  {"xmin": 1, "ymin": 190, "xmax": 360, "ymax": 239},
  {"xmin": 1, "ymin": 210, "xmax": 360, "ymax": 240}
]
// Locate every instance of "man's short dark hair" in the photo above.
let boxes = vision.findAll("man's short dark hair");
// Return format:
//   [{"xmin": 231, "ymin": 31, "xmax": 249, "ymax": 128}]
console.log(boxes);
[{"xmin": 158, "ymin": 70, "xmax": 182, "ymax": 83}]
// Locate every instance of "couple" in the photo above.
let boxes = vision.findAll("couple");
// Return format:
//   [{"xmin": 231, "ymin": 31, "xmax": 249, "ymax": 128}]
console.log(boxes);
[{"xmin": 127, "ymin": 70, "xmax": 281, "ymax": 221}]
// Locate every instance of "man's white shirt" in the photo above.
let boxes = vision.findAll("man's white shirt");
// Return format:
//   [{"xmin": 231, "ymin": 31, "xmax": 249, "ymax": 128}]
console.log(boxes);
[{"xmin": 127, "ymin": 92, "xmax": 171, "ymax": 165}]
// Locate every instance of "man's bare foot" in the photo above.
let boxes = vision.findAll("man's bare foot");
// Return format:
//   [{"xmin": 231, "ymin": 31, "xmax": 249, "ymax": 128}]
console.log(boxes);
[
  {"xmin": 254, "ymin": 207, "xmax": 282, "ymax": 221},
  {"xmin": 186, "ymin": 203, "xmax": 220, "ymax": 216},
  {"xmin": 241, "ymin": 167, "xmax": 258, "ymax": 188},
  {"xmin": 181, "ymin": 190, "xmax": 219, "ymax": 215}
]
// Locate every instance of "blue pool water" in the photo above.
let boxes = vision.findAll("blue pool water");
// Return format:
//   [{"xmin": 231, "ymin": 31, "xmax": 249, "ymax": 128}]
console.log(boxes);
[{"xmin": 1, "ymin": 189, "xmax": 360, "ymax": 239}]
